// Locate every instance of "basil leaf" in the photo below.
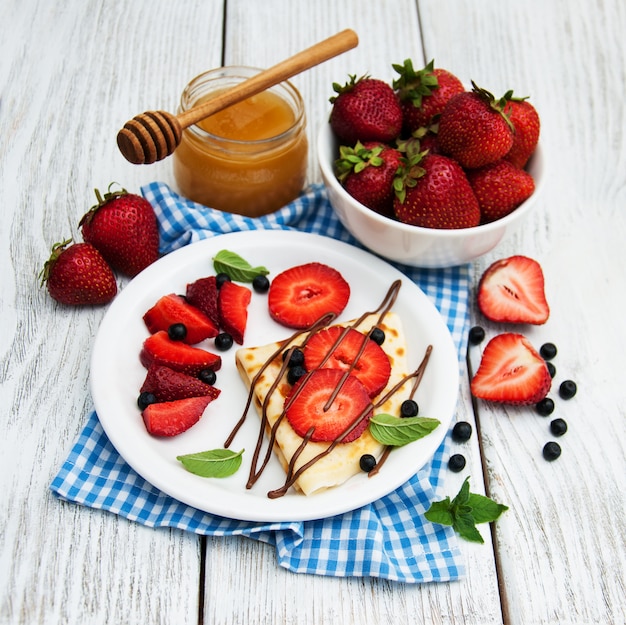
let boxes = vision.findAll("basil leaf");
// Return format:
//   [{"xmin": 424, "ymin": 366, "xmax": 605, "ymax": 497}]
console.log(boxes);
[
  {"xmin": 423, "ymin": 497, "xmax": 454, "ymax": 526},
  {"xmin": 177, "ymin": 448, "xmax": 244, "ymax": 478},
  {"xmin": 368, "ymin": 413, "xmax": 440, "ymax": 447},
  {"xmin": 451, "ymin": 476, "xmax": 471, "ymax": 507},
  {"xmin": 213, "ymin": 250, "xmax": 269, "ymax": 282},
  {"xmin": 467, "ymin": 493, "xmax": 509, "ymax": 524},
  {"xmin": 453, "ymin": 511, "xmax": 485, "ymax": 544}
]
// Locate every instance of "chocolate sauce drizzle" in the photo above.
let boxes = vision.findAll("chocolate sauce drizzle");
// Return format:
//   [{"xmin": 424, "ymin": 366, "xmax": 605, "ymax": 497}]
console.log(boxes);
[{"xmin": 224, "ymin": 279, "xmax": 434, "ymax": 498}]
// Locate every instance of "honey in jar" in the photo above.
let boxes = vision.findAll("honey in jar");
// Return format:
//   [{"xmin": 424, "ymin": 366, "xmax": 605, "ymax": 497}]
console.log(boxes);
[{"xmin": 173, "ymin": 67, "xmax": 308, "ymax": 217}]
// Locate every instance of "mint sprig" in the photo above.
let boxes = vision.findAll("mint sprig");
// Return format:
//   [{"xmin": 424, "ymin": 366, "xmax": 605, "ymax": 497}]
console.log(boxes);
[
  {"xmin": 424, "ymin": 477, "xmax": 508, "ymax": 543},
  {"xmin": 213, "ymin": 250, "xmax": 269, "ymax": 282},
  {"xmin": 177, "ymin": 448, "xmax": 244, "ymax": 478},
  {"xmin": 369, "ymin": 413, "xmax": 440, "ymax": 446}
]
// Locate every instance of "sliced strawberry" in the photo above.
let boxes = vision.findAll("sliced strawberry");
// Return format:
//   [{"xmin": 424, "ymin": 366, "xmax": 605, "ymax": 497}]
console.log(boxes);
[
  {"xmin": 268, "ymin": 262, "xmax": 350, "ymax": 329},
  {"xmin": 140, "ymin": 364, "xmax": 221, "ymax": 402},
  {"xmin": 186, "ymin": 276, "xmax": 220, "ymax": 328},
  {"xmin": 470, "ymin": 333, "xmax": 551, "ymax": 405},
  {"xmin": 143, "ymin": 293, "xmax": 219, "ymax": 343},
  {"xmin": 142, "ymin": 395, "xmax": 213, "ymax": 437},
  {"xmin": 285, "ymin": 368, "xmax": 373, "ymax": 443},
  {"xmin": 477, "ymin": 255, "xmax": 549, "ymax": 324},
  {"xmin": 218, "ymin": 280, "xmax": 251, "ymax": 345},
  {"xmin": 140, "ymin": 331, "xmax": 221, "ymax": 375},
  {"xmin": 303, "ymin": 326, "xmax": 391, "ymax": 398}
]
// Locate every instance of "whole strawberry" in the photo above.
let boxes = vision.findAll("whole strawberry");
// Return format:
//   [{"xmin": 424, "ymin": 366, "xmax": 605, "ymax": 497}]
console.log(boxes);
[
  {"xmin": 392, "ymin": 59, "xmax": 464, "ymax": 133},
  {"xmin": 503, "ymin": 96, "xmax": 540, "ymax": 168},
  {"xmin": 393, "ymin": 153, "xmax": 480, "ymax": 229},
  {"xmin": 329, "ymin": 75, "xmax": 402, "ymax": 145},
  {"xmin": 79, "ymin": 185, "xmax": 159, "ymax": 277},
  {"xmin": 335, "ymin": 141, "xmax": 403, "ymax": 216},
  {"xmin": 437, "ymin": 82, "xmax": 514, "ymax": 169},
  {"xmin": 40, "ymin": 239, "xmax": 117, "ymax": 305},
  {"xmin": 467, "ymin": 159, "xmax": 535, "ymax": 223}
]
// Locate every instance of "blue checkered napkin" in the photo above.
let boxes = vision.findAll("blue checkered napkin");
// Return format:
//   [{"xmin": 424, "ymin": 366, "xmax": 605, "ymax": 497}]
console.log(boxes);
[{"xmin": 51, "ymin": 182, "xmax": 470, "ymax": 583}]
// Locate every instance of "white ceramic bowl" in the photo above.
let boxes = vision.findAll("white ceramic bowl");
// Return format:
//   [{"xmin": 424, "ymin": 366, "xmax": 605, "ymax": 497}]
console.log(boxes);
[{"xmin": 317, "ymin": 120, "xmax": 545, "ymax": 268}]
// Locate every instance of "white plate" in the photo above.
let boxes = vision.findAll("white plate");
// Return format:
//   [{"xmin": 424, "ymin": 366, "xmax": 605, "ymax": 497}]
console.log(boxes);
[{"xmin": 91, "ymin": 231, "xmax": 459, "ymax": 522}]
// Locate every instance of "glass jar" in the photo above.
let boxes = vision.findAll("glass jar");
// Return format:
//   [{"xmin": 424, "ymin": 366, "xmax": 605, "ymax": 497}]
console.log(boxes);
[{"xmin": 172, "ymin": 66, "xmax": 308, "ymax": 217}]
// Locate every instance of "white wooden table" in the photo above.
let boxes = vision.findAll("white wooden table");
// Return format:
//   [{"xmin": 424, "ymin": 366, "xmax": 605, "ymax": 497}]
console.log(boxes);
[{"xmin": 2, "ymin": 1, "xmax": 625, "ymax": 623}]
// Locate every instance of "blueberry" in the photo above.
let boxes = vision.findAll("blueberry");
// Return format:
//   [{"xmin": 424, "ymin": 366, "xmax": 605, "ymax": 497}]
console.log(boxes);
[
  {"xmin": 137, "ymin": 391, "xmax": 157, "ymax": 410},
  {"xmin": 452, "ymin": 421, "xmax": 472, "ymax": 442},
  {"xmin": 214, "ymin": 332, "xmax": 234, "ymax": 351},
  {"xmin": 168, "ymin": 323, "xmax": 187, "ymax": 341},
  {"xmin": 252, "ymin": 274, "xmax": 270, "ymax": 293},
  {"xmin": 198, "ymin": 368, "xmax": 217, "ymax": 385},
  {"xmin": 448, "ymin": 454, "xmax": 466, "ymax": 472},
  {"xmin": 550, "ymin": 418, "xmax": 568, "ymax": 437},
  {"xmin": 215, "ymin": 272, "xmax": 231, "ymax": 288},
  {"xmin": 559, "ymin": 380, "xmax": 577, "ymax": 399},
  {"xmin": 370, "ymin": 327, "xmax": 385, "ymax": 345},
  {"xmin": 287, "ymin": 365, "xmax": 307, "ymax": 386},
  {"xmin": 468, "ymin": 326, "xmax": 486, "ymax": 345},
  {"xmin": 400, "ymin": 399, "xmax": 419, "ymax": 418},
  {"xmin": 536, "ymin": 397, "xmax": 555, "ymax": 416},
  {"xmin": 543, "ymin": 441, "xmax": 562, "ymax": 461},
  {"xmin": 283, "ymin": 347, "xmax": 305, "ymax": 368},
  {"xmin": 547, "ymin": 362, "xmax": 557, "ymax": 378},
  {"xmin": 540, "ymin": 342, "xmax": 558, "ymax": 360},
  {"xmin": 360, "ymin": 454, "xmax": 377, "ymax": 472}
]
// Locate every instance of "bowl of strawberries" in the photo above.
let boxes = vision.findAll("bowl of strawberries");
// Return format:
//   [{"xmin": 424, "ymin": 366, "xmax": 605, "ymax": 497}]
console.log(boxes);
[{"xmin": 318, "ymin": 60, "xmax": 544, "ymax": 268}]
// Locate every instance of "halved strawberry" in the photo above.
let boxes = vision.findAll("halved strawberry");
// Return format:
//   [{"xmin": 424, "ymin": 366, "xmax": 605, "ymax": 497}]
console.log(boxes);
[
  {"xmin": 285, "ymin": 368, "xmax": 373, "ymax": 442},
  {"xmin": 303, "ymin": 326, "xmax": 391, "ymax": 398},
  {"xmin": 142, "ymin": 395, "xmax": 213, "ymax": 437},
  {"xmin": 140, "ymin": 331, "xmax": 221, "ymax": 375},
  {"xmin": 268, "ymin": 262, "xmax": 350, "ymax": 329},
  {"xmin": 186, "ymin": 276, "xmax": 220, "ymax": 328},
  {"xmin": 470, "ymin": 333, "xmax": 551, "ymax": 405},
  {"xmin": 140, "ymin": 364, "xmax": 221, "ymax": 402},
  {"xmin": 218, "ymin": 280, "xmax": 251, "ymax": 345},
  {"xmin": 477, "ymin": 255, "xmax": 549, "ymax": 324},
  {"xmin": 143, "ymin": 293, "xmax": 219, "ymax": 344}
]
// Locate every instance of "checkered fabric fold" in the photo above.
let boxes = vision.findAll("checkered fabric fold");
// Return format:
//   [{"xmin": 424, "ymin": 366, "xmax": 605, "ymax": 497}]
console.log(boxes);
[{"xmin": 51, "ymin": 182, "xmax": 470, "ymax": 583}]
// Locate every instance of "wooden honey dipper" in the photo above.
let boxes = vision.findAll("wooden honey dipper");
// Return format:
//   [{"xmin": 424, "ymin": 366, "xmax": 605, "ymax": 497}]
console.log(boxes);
[{"xmin": 117, "ymin": 29, "xmax": 358, "ymax": 164}]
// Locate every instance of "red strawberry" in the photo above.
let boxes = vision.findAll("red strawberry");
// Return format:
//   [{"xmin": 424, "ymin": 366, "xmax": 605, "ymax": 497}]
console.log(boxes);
[
  {"xmin": 268, "ymin": 262, "xmax": 350, "ymax": 329},
  {"xmin": 437, "ymin": 83, "xmax": 514, "ymax": 169},
  {"xmin": 467, "ymin": 160, "xmax": 535, "ymax": 224},
  {"xmin": 140, "ymin": 330, "xmax": 221, "ymax": 375},
  {"xmin": 79, "ymin": 185, "xmax": 159, "ymax": 277},
  {"xmin": 304, "ymin": 326, "xmax": 391, "ymax": 398},
  {"xmin": 334, "ymin": 141, "xmax": 403, "ymax": 216},
  {"xmin": 503, "ymin": 97, "xmax": 541, "ymax": 168},
  {"xmin": 140, "ymin": 364, "xmax": 221, "ymax": 402},
  {"xmin": 285, "ymin": 368, "xmax": 373, "ymax": 442},
  {"xmin": 393, "ymin": 153, "xmax": 480, "ymax": 229},
  {"xmin": 392, "ymin": 59, "xmax": 464, "ymax": 132},
  {"xmin": 470, "ymin": 333, "xmax": 551, "ymax": 405},
  {"xmin": 143, "ymin": 293, "xmax": 219, "ymax": 344},
  {"xmin": 217, "ymin": 280, "xmax": 251, "ymax": 345},
  {"xmin": 477, "ymin": 255, "xmax": 549, "ymax": 324},
  {"xmin": 142, "ymin": 395, "xmax": 213, "ymax": 437},
  {"xmin": 186, "ymin": 276, "xmax": 220, "ymax": 328},
  {"xmin": 329, "ymin": 75, "xmax": 402, "ymax": 145},
  {"xmin": 40, "ymin": 239, "xmax": 117, "ymax": 306}
]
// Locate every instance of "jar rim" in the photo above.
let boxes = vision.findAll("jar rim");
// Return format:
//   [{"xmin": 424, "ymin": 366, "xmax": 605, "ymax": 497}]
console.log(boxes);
[{"xmin": 179, "ymin": 66, "xmax": 306, "ymax": 150}]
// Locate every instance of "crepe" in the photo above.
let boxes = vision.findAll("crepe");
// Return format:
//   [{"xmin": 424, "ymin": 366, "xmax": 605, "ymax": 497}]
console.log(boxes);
[{"xmin": 234, "ymin": 311, "xmax": 412, "ymax": 496}]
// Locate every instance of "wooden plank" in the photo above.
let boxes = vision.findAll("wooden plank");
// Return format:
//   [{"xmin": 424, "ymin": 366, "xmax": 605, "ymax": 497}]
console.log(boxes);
[
  {"xmin": 201, "ymin": 2, "xmax": 504, "ymax": 624},
  {"xmin": 420, "ymin": 1, "xmax": 626, "ymax": 623},
  {"xmin": 0, "ymin": 1, "xmax": 224, "ymax": 623}
]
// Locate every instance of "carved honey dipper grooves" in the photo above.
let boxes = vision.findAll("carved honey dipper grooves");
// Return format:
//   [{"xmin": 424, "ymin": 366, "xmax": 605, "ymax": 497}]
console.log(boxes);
[{"xmin": 117, "ymin": 29, "xmax": 359, "ymax": 165}]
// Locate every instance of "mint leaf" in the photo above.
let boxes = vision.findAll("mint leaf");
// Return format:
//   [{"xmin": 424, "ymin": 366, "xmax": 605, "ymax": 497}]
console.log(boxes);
[
  {"xmin": 424, "ymin": 477, "xmax": 507, "ymax": 543},
  {"xmin": 213, "ymin": 250, "xmax": 269, "ymax": 282},
  {"xmin": 369, "ymin": 413, "xmax": 440, "ymax": 447},
  {"xmin": 177, "ymin": 448, "xmax": 244, "ymax": 478}
]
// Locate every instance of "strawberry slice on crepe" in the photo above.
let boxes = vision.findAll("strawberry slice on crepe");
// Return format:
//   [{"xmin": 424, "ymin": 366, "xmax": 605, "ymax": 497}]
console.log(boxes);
[{"xmin": 471, "ymin": 333, "xmax": 551, "ymax": 405}]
